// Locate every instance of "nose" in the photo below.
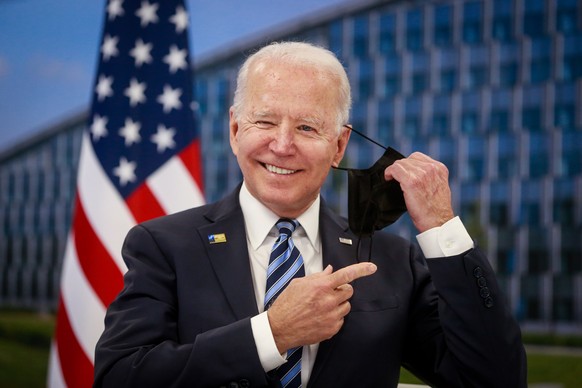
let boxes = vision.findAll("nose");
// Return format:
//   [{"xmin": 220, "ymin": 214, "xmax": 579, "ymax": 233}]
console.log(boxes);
[{"xmin": 268, "ymin": 124, "xmax": 296, "ymax": 155}]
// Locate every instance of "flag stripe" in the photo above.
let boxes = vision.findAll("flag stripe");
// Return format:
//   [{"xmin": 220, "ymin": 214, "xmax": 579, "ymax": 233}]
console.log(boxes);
[
  {"xmin": 73, "ymin": 197, "xmax": 124, "ymax": 307},
  {"xmin": 126, "ymin": 183, "xmax": 167, "ymax": 224},
  {"xmin": 148, "ymin": 155, "xmax": 204, "ymax": 215},
  {"xmin": 55, "ymin": 298, "xmax": 94, "ymax": 388},
  {"xmin": 77, "ymin": 133, "xmax": 133, "ymax": 273},
  {"xmin": 47, "ymin": 342, "xmax": 66, "ymax": 388},
  {"xmin": 178, "ymin": 138, "xmax": 204, "ymax": 187},
  {"xmin": 61, "ymin": 235, "xmax": 106, "ymax": 363}
]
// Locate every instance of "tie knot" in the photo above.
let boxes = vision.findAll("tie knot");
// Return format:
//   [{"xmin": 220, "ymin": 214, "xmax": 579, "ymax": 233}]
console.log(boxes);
[{"xmin": 276, "ymin": 218, "xmax": 297, "ymax": 236}]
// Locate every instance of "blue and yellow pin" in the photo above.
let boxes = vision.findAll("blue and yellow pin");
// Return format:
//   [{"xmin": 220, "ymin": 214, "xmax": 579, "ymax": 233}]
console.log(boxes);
[{"xmin": 208, "ymin": 233, "xmax": 227, "ymax": 244}]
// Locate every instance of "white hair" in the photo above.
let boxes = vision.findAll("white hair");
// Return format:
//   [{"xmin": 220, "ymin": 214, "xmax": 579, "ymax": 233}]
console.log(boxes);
[{"xmin": 232, "ymin": 41, "xmax": 352, "ymax": 131}]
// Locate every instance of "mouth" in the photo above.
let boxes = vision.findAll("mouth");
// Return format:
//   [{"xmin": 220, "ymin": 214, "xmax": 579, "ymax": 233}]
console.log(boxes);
[{"xmin": 264, "ymin": 163, "xmax": 297, "ymax": 175}]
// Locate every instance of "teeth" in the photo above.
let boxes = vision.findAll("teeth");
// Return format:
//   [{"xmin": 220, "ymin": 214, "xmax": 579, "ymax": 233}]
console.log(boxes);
[{"xmin": 266, "ymin": 164, "xmax": 296, "ymax": 175}]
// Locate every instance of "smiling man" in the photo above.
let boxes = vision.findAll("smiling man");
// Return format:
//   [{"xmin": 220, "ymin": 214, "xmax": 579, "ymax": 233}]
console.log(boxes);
[{"xmin": 94, "ymin": 42, "xmax": 527, "ymax": 388}]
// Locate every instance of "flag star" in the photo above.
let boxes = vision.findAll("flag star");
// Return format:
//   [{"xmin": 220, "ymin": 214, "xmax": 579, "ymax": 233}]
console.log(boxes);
[
  {"xmin": 130, "ymin": 39, "xmax": 153, "ymax": 67},
  {"xmin": 95, "ymin": 75, "xmax": 114, "ymax": 101},
  {"xmin": 170, "ymin": 6, "xmax": 188, "ymax": 33},
  {"xmin": 157, "ymin": 84, "xmax": 182, "ymax": 113},
  {"xmin": 124, "ymin": 78, "xmax": 147, "ymax": 106},
  {"xmin": 151, "ymin": 125, "xmax": 176, "ymax": 152},
  {"xmin": 119, "ymin": 118, "xmax": 142, "ymax": 146},
  {"xmin": 101, "ymin": 35, "xmax": 119, "ymax": 61},
  {"xmin": 136, "ymin": 0, "xmax": 159, "ymax": 27},
  {"xmin": 163, "ymin": 45, "xmax": 188, "ymax": 73},
  {"xmin": 113, "ymin": 157, "xmax": 137, "ymax": 186},
  {"xmin": 90, "ymin": 114, "xmax": 109, "ymax": 141},
  {"xmin": 107, "ymin": 0, "xmax": 124, "ymax": 20}
]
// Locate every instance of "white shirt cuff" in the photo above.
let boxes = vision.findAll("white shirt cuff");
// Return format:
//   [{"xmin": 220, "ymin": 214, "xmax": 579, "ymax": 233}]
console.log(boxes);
[
  {"xmin": 416, "ymin": 216, "xmax": 474, "ymax": 258},
  {"xmin": 250, "ymin": 312, "xmax": 286, "ymax": 372}
]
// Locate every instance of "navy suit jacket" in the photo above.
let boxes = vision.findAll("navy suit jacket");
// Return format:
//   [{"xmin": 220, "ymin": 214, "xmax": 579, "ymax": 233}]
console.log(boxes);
[{"xmin": 94, "ymin": 186, "xmax": 527, "ymax": 387}]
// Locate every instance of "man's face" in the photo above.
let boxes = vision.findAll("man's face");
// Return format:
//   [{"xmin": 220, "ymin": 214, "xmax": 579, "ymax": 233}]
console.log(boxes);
[{"xmin": 229, "ymin": 60, "xmax": 350, "ymax": 218}]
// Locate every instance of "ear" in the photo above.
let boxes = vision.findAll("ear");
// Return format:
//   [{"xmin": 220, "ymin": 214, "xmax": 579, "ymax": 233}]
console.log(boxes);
[
  {"xmin": 331, "ymin": 125, "xmax": 351, "ymax": 167},
  {"xmin": 229, "ymin": 107, "xmax": 239, "ymax": 156}
]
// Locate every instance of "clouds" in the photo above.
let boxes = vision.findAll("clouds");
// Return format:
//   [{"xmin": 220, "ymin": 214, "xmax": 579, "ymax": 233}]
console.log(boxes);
[{"xmin": 27, "ymin": 53, "xmax": 89, "ymax": 84}]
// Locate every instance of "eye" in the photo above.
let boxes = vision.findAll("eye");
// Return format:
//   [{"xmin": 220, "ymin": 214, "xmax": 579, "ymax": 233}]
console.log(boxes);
[
  {"xmin": 298, "ymin": 125, "xmax": 315, "ymax": 132},
  {"xmin": 254, "ymin": 121, "xmax": 274, "ymax": 129}
]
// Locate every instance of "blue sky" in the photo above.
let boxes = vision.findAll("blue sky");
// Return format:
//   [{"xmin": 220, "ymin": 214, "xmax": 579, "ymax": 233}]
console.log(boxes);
[{"xmin": 0, "ymin": 0, "xmax": 348, "ymax": 152}]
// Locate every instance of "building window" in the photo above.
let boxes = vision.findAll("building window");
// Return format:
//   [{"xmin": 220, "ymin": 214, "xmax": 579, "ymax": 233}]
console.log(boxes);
[
  {"xmin": 440, "ymin": 69, "xmax": 456, "ymax": 92},
  {"xmin": 379, "ymin": 13, "xmax": 396, "ymax": 53},
  {"xmin": 492, "ymin": 0, "xmax": 514, "ymax": 42},
  {"xmin": 523, "ymin": 0, "xmax": 546, "ymax": 37},
  {"xmin": 556, "ymin": 0, "xmax": 579, "ymax": 34},
  {"xmin": 463, "ymin": 1, "xmax": 483, "ymax": 44},
  {"xmin": 406, "ymin": 9, "xmax": 424, "ymax": 51},
  {"xmin": 466, "ymin": 65, "xmax": 488, "ymax": 89},
  {"xmin": 433, "ymin": 4, "xmax": 453, "ymax": 47},
  {"xmin": 489, "ymin": 109, "xmax": 509, "ymax": 132},
  {"xmin": 522, "ymin": 106, "xmax": 542, "ymax": 132},
  {"xmin": 499, "ymin": 62, "xmax": 519, "ymax": 86},
  {"xmin": 353, "ymin": 15, "xmax": 369, "ymax": 58},
  {"xmin": 328, "ymin": 20, "xmax": 344, "ymax": 57}
]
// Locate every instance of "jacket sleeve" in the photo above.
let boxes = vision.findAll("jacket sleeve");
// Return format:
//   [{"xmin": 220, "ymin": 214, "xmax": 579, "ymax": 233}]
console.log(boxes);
[
  {"xmin": 93, "ymin": 224, "xmax": 274, "ymax": 388},
  {"xmin": 402, "ymin": 245, "xmax": 527, "ymax": 387}
]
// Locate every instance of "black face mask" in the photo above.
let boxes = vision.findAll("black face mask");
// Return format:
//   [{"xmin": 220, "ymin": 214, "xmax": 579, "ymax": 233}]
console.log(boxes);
[{"xmin": 333, "ymin": 127, "xmax": 407, "ymax": 238}]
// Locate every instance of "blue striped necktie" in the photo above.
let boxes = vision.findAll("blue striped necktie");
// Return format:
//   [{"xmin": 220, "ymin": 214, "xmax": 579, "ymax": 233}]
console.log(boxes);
[{"xmin": 265, "ymin": 218, "xmax": 305, "ymax": 388}]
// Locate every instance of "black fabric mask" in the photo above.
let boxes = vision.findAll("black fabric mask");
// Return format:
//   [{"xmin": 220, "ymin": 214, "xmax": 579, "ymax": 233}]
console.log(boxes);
[{"xmin": 333, "ymin": 128, "xmax": 407, "ymax": 237}]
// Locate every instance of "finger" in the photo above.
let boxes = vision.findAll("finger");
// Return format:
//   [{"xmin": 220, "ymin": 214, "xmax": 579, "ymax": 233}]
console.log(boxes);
[{"xmin": 327, "ymin": 262, "xmax": 377, "ymax": 289}]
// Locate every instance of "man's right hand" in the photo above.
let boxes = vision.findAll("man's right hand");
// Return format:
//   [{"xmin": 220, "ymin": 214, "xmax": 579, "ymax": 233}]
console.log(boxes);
[{"xmin": 267, "ymin": 262, "xmax": 377, "ymax": 353}]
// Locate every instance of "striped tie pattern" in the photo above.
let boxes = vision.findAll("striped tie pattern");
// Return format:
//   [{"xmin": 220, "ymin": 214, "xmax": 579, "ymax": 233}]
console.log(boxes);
[{"xmin": 265, "ymin": 219, "xmax": 305, "ymax": 388}]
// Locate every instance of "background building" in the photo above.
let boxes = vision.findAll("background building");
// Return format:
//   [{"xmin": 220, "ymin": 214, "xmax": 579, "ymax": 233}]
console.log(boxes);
[{"xmin": 1, "ymin": 0, "xmax": 581, "ymax": 332}]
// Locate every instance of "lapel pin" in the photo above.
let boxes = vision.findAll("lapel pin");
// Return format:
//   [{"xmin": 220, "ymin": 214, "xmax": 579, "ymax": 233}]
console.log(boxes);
[
  {"xmin": 339, "ymin": 237, "xmax": 352, "ymax": 245},
  {"xmin": 208, "ymin": 233, "xmax": 227, "ymax": 244}
]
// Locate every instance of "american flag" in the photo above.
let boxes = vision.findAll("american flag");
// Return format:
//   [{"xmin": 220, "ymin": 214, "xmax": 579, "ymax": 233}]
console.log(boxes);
[{"xmin": 47, "ymin": 0, "xmax": 204, "ymax": 386}]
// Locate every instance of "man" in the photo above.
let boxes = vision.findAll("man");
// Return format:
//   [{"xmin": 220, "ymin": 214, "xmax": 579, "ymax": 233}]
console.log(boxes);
[{"xmin": 94, "ymin": 42, "xmax": 527, "ymax": 387}]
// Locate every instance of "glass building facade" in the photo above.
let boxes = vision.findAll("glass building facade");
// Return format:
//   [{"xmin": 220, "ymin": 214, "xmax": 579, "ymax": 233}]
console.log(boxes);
[{"xmin": 1, "ymin": 0, "xmax": 581, "ymax": 331}]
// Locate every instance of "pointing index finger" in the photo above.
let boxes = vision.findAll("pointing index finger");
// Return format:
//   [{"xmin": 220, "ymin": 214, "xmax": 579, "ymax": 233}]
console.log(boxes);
[{"xmin": 328, "ymin": 262, "xmax": 377, "ymax": 288}]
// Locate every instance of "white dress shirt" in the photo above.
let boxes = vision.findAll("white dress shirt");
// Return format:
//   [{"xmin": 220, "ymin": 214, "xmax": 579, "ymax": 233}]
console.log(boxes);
[{"xmin": 239, "ymin": 181, "xmax": 474, "ymax": 385}]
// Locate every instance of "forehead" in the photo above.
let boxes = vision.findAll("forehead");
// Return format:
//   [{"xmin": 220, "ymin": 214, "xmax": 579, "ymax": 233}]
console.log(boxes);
[{"xmin": 245, "ymin": 61, "xmax": 340, "ymax": 118}]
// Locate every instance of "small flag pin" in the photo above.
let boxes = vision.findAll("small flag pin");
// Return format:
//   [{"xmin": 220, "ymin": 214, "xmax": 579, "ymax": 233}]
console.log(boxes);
[
  {"xmin": 339, "ymin": 237, "xmax": 352, "ymax": 245},
  {"xmin": 208, "ymin": 233, "xmax": 227, "ymax": 244}
]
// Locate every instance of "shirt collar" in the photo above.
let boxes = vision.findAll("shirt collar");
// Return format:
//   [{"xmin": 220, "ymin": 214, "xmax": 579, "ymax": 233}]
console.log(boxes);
[{"xmin": 239, "ymin": 181, "xmax": 320, "ymax": 252}]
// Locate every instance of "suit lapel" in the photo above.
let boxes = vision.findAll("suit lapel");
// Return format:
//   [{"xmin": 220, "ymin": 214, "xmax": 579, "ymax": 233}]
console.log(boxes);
[
  {"xmin": 198, "ymin": 187, "xmax": 259, "ymax": 320},
  {"xmin": 308, "ymin": 202, "xmax": 359, "ymax": 386}
]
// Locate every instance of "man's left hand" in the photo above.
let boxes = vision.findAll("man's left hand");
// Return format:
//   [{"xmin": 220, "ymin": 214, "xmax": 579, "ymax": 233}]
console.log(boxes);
[{"xmin": 384, "ymin": 152, "xmax": 454, "ymax": 233}]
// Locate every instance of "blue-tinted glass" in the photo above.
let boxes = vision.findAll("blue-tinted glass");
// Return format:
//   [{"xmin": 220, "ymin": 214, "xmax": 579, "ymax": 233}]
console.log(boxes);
[
  {"xmin": 379, "ymin": 13, "xmax": 396, "ymax": 53},
  {"xmin": 530, "ymin": 59, "xmax": 550, "ymax": 83},
  {"xmin": 440, "ymin": 69, "xmax": 456, "ymax": 91},
  {"xmin": 353, "ymin": 15, "xmax": 369, "ymax": 57},
  {"xmin": 557, "ymin": 1, "xmax": 579, "ymax": 34},
  {"xmin": 434, "ymin": 5, "xmax": 453, "ymax": 46},
  {"xmin": 406, "ymin": 10, "xmax": 424, "ymax": 51},
  {"xmin": 461, "ymin": 112, "xmax": 479, "ymax": 133},
  {"xmin": 432, "ymin": 114, "xmax": 449, "ymax": 136},
  {"xmin": 561, "ymin": 133, "xmax": 582, "ymax": 176},
  {"xmin": 358, "ymin": 59, "xmax": 374, "ymax": 99},
  {"xmin": 562, "ymin": 54, "xmax": 582, "ymax": 81},
  {"xmin": 329, "ymin": 20, "xmax": 343, "ymax": 57},
  {"xmin": 463, "ymin": 2, "xmax": 483, "ymax": 44},
  {"xmin": 529, "ymin": 134, "xmax": 550, "ymax": 177},
  {"xmin": 554, "ymin": 104, "xmax": 575, "ymax": 127},
  {"xmin": 500, "ymin": 63, "xmax": 518, "ymax": 86},
  {"xmin": 195, "ymin": 80, "xmax": 208, "ymax": 114},
  {"xmin": 522, "ymin": 107, "xmax": 542, "ymax": 131},
  {"xmin": 490, "ymin": 110, "xmax": 509, "ymax": 132},
  {"xmin": 403, "ymin": 118, "xmax": 420, "ymax": 137},
  {"xmin": 384, "ymin": 75, "xmax": 400, "ymax": 97},
  {"xmin": 412, "ymin": 73, "xmax": 427, "ymax": 94},
  {"xmin": 467, "ymin": 66, "xmax": 488, "ymax": 89},
  {"xmin": 523, "ymin": 12, "xmax": 545, "ymax": 37}
]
